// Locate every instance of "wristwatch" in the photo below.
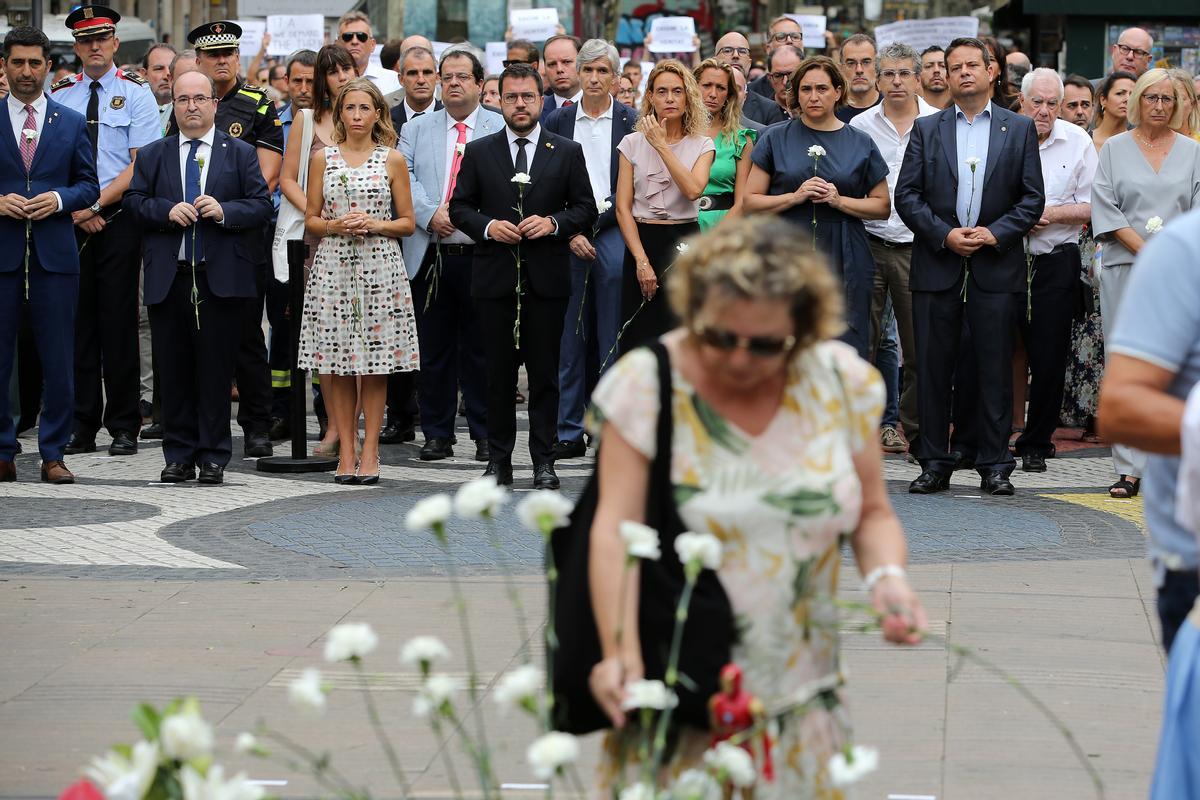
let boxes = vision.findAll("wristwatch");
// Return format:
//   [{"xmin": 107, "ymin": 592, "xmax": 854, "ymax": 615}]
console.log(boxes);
[{"xmin": 90, "ymin": 201, "xmax": 102, "ymax": 214}]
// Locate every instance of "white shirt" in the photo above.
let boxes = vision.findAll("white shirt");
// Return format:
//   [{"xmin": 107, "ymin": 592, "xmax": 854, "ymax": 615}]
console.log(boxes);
[
  {"xmin": 403, "ymin": 99, "xmax": 433, "ymax": 123},
  {"xmin": 850, "ymin": 96, "xmax": 939, "ymax": 243},
  {"xmin": 177, "ymin": 126, "xmax": 215, "ymax": 260},
  {"xmin": 7, "ymin": 93, "xmax": 62, "ymax": 211},
  {"xmin": 440, "ymin": 107, "xmax": 480, "ymax": 245},
  {"xmin": 363, "ymin": 64, "xmax": 402, "ymax": 96},
  {"xmin": 1029, "ymin": 118, "xmax": 1097, "ymax": 255},
  {"xmin": 548, "ymin": 90, "xmax": 583, "ymax": 110},
  {"xmin": 484, "ymin": 124, "xmax": 556, "ymax": 240},
  {"xmin": 573, "ymin": 97, "xmax": 614, "ymax": 208}
]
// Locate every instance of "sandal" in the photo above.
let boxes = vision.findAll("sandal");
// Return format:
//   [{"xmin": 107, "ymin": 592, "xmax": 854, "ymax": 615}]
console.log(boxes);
[{"xmin": 1109, "ymin": 477, "xmax": 1141, "ymax": 499}]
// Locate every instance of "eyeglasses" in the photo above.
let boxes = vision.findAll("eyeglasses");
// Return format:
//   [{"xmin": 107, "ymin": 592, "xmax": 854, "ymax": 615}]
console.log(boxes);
[
  {"xmin": 717, "ymin": 46, "xmax": 751, "ymax": 57},
  {"xmin": 1027, "ymin": 97, "xmax": 1060, "ymax": 109},
  {"xmin": 694, "ymin": 326, "xmax": 796, "ymax": 357},
  {"xmin": 879, "ymin": 69, "xmax": 915, "ymax": 81},
  {"xmin": 1115, "ymin": 43, "xmax": 1151, "ymax": 59},
  {"xmin": 503, "ymin": 58, "xmax": 538, "ymax": 68},
  {"xmin": 340, "ymin": 32, "xmax": 370, "ymax": 43},
  {"xmin": 769, "ymin": 70, "xmax": 792, "ymax": 82},
  {"xmin": 771, "ymin": 32, "xmax": 803, "ymax": 43},
  {"xmin": 1142, "ymin": 93, "xmax": 1176, "ymax": 106},
  {"xmin": 843, "ymin": 58, "xmax": 874, "ymax": 70},
  {"xmin": 173, "ymin": 95, "xmax": 213, "ymax": 106},
  {"xmin": 440, "ymin": 72, "xmax": 474, "ymax": 85},
  {"xmin": 501, "ymin": 92, "xmax": 539, "ymax": 104}
]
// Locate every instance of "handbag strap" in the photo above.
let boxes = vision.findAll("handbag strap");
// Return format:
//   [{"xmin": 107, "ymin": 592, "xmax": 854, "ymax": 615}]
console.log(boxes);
[
  {"xmin": 297, "ymin": 108, "xmax": 314, "ymax": 192},
  {"xmin": 647, "ymin": 340, "xmax": 674, "ymax": 489}
]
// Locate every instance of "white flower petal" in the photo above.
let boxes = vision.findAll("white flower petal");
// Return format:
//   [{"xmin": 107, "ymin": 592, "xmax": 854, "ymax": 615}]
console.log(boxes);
[
  {"xmin": 453, "ymin": 477, "xmax": 509, "ymax": 520},
  {"xmin": 161, "ymin": 708, "xmax": 214, "ymax": 762},
  {"xmin": 619, "ymin": 521, "xmax": 662, "ymax": 561},
  {"xmin": 674, "ymin": 531, "xmax": 722, "ymax": 571},
  {"xmin": 493, "ymin": 663, "xmax": 544, "ymax": 712},
  {"xmin": 619, "ymin": 784, "xmax": 657, "ymax": 800},
  {"xmin": 670, "ymin": 769, "xmax": 721, "ymax": 800},
  {"xmin": 400, "ymin": 635, "xmax": 451, "ymax": 668},
  {"xmin": 703, "ymin": 742, "xmax": 756, "ymax": 788},
  {"xmin": 234, "ymin": 732, "xmax": 258, "ymax": 755},
  {"xmin": 516, "ymin": 491, "xmax": 575, "ymax": 535},
  {"xmin": 526, "ymin": 731, "xmax": 580, "ymax": 779},
  {"xmin": 288, "ymin": 667, "xmax": 326, "ymax": 716},
  {"xmin": 323, "ymin": 622, "xmax": 378, "ymax": 662},
  {"xmin": 621, "ymin": 678, "xmax": 677, "ymax": 711},
  {"xmin": 827, "ymin": 745, "xmax": 879, "ymax": 788},
  {"xmin": 406, "ymin": 494, "xmax": 454, "ymax": 531},
  {"xmin": 86, "ymin": 740, "xmax": 159, "ymax": 800}
]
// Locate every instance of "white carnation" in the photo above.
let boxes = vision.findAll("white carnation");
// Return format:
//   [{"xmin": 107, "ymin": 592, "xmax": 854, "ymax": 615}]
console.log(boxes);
[
  {"xmin": 703, "ymin": 742, "xmax": 756, "ymax": 788},
  {"xmin": 233, "ymin": 732, "xmax": 259, "ymax": 756},
  {"xmin": 669, "ymin": 769, "xmax": 721, "ymax": 800},
  {"xmin": 512, "ymin": 172, "xmax": 532, "ymax": 185},
  {"xmin": 453, "ymin": 476, "xmax": 508, "ymax": 519},
  {"xmin": 180, "ymin": 765, "xmax": 265, "ymax": 800},
  {"xmin": 621, "ymin": 678, "xmax": 678, "ymax": 711},
  {"xmin": 620, "ymin": 521, "xmax": 662, "ymax": 560},
  {"xmin": 400, "ymin": 635, "xmax": 451, "ymax": 669},
  {"xmin": 827, "ymin": 745, "xmax": 879, "ymax": 788},
  {"xmin": 493, "ymin": 663, "xmax": 543, "ymax": 712},
  {"xmin": 413, "ymin": 673, "xmax": 461, "ymax": 718},
  {"xmin": 1145, "ymin": 216, "xmax": 1164, "ymax": 234},
  {"xmin": 964, "ymin": 156, "xmax": 981, "ymax": 169},
  {"xmin": 526, "ymin": 731, "xmax": 580, "ymax": 779},
  {"xmin": 807, "ymin": 144, "xmax": 826, "ymax": 158},
  {"xmin": 288, "ymin": 667, "xmax": 326, "ymax": 716},
  {"xmin": 86, "ymin": 740, "xmax": 160, "ymax": 800},
  {"xmin": 323, "ymin": 622, "xmax": 378, "ymax": 662},
  {"xmin": 597, "ymin": 198, "xmax": 613, "ymax": 213},
  {"xmin": 516, "ymin": 490, "xmax": 575, "ymax": 535},
  {"xmin": 676, "ymin": 242, "xmax": 689, "ymax": 253},
  {"xmin": 674, "ymin": 531, "xmax": 722, "ymax": 571},
  {"xmin": 619, "ymin": 784, "xmax": 658, "ymax": 800},
  {"xmin": 406, "ymin": 494, "xmax": 453, "ymax": 531},
  {"xmin": 160, "ymin": 707, "xmax": 214, "ymax": 762}
]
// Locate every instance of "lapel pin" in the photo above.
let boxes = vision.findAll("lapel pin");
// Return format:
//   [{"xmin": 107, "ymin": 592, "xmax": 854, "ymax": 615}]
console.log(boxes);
[
  {"xmin": 1001, "ymin": 126, "xmax": 1007, "ymax": 132},
  {"xmin": 545, "ymin": 141, "xmax": 554, "ymax": 150}
]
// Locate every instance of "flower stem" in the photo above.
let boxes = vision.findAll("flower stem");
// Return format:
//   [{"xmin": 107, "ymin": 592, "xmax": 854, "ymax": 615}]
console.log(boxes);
[
  {"xmin": 544, "ymin": 537, "xmax": 559, "ymax": 731},
  {"xmin": 485, "ymin": 518, "xmax": 532, "ymax": 662},
  {"xmin": 256, "ymin": 726, "xmax": 364, "ymax": 799},
  {"xmin": 428, "ymin": 715, "xmax": 465, "ymax": 800},
  {"xmin": 352, "ymin": 660, "xmax": 412, "ymax": 798},
  {"xmin": 648, "ymin": 573, "xmax": 698, "ymax": 778},
  {"xmin": 425, "ymin": 242, "xmax": 443, "ymax": 313}
]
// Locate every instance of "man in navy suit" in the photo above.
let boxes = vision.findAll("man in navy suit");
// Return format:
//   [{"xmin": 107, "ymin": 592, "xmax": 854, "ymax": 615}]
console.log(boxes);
[
  {"xmin": 124, "ymin": 71, "xmax": 273, "ymax": 485},
  {"xmin": 542, "ymin": 39, "xmax": 636, "ymax": 461},
  {"xmin": 895, "ymin": 37, "xmax": 1045, "ymax": 497},
  {"xmin": 0, "ymin": 27, "xmax": 99, "ymax": 484},
  {"xmin": 539, "ymin": 35, "xmax": 582, "ymax": 122},
  {"xmin": 450, "ymin": 63, "xmax": 597, "ymax": 489}
]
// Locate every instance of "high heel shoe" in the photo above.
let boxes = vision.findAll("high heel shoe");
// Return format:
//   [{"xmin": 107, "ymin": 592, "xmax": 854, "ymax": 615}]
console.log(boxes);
[
  {"xmin": 334, "ymin": 460, "xmax": 359, "ymax": 485},
  {"xmin": 314, "ymin": 437, "xmax": 339, "ymax": 457},
  {"xmin": 356, "ymin": 457, "xmax": 380, "ymax": 485}
]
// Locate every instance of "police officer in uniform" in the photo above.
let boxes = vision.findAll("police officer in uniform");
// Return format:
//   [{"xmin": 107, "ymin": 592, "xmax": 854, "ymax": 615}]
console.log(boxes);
[
  {"xmin": 167, "ymin": 21, "xmax": 284, "ymax": 457},
  {"xmin": 52, "ymin": 6, "xmax": 160, "ymax": 457}
]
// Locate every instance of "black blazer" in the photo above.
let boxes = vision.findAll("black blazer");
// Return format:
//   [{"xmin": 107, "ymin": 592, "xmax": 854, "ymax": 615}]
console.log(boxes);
[
  {"xmin": 894, "ymin": 104, "xmax": 1045, "ymax": 294},
  {"xmin": 390, "ymin": 99, "xmax": 443, "ymax": 133},
  {"xmin": 742, "ymin": 90, "xmax": 786, "ymax": 126},
  {"xmin": 124, "ymin": 130, "xmax": 273, "ymax": 306},
  {"xmin": 449, "ymin": 129, "xmax": 597, "ymax": 300},
  {"xmin": 542, "ymin": 100, "xmax": 636, "ymax": 232}
]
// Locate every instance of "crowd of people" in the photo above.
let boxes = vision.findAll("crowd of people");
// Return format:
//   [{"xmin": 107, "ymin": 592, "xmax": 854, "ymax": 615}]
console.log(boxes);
[{"xmin": 2, "ymin": 10, "xmax": 1200, "ymax": 497}]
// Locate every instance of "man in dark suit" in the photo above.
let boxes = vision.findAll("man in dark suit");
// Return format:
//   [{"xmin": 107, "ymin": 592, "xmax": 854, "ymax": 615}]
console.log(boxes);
[
  {"xmin": 124, "ymin": 71, "xmax": 273, "ymax": 485},
  {"xmin": 0, "ymin": 26, "xmax": 99, "ymax": 484},
  {"xmin": 539, "ymin": 35, "xmax": 582, "ymax": 122},
  {"xmin": 895, "ymin": 37, "xmax": 1045, "ymax": 497},
  {"xmin": 450, "ymin": 63, "xmax": 597, "ymax": 488},
  {"xmin": 542, "ymin": 39, "xmax": 636, "ymax": 462}
]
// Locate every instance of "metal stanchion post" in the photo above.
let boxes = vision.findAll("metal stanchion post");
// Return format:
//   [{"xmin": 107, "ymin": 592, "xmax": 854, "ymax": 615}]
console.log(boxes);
[{"xmin": 257, "ymin": 240, "xmax": 338, "ymax": 473}]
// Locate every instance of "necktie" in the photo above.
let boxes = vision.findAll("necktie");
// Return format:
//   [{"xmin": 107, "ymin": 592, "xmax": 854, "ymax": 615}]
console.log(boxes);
[
  {"xmin": 445, "ymin": 121, "xmax": 468, "ymax": 203},
  {"xmin": 561, "ymin": 99, "xmax": 574, "ymax": 107},
  {"xmin": 87, "ymin": 81, "xmax": 101, "ymax": 157},
  {"xmin": 20, "ymin": 105, "xmax": 37, "ymax": 172},
  {"xmin": 412, "ymin": 110, "xmax": 424, "ymax": 119},
  {"xmin": 514, "ymin": 137, "xmax": 529, "ymax": 175},
  {"xmin": 184, "ymin": 139, "xmax": 202, "ymax": 263}
]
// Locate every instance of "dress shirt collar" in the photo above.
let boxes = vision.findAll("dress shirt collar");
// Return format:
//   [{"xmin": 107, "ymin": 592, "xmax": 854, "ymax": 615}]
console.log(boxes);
[
  {"xmin": 7, "ymin": 92, "xmax": 46, "ymax": 117},
  {"xmin": 553, "ymin": 90, "xmax": 583, "ymax": 107},
  {"xmin": 446, "ymin": 105, "xmax": 480, "ymax": 132},
  {"xmin": 179, "ymin": 126, "xmax": 216, "ymax": 149},
  {"xmin": 1038, "ymin": 118, "xmax": 1070, "ymax": 150},
  {"xmin": 506, "ymin": 123, "xmax": 541, "ymax": 149},
  {"xmin": 577, "ymin": 96, "xmax": 614, "ymax": 121},
  {"xmin": 953, "ymin": 100, "xmax": 992, "ymax": 123},
  {"xmin": 862, "ymin": 95, "xmax": 939, "ymax": 134},
  {"xmin": 404, "ymin": 99, "xmax": 434, "ymax": 120}
]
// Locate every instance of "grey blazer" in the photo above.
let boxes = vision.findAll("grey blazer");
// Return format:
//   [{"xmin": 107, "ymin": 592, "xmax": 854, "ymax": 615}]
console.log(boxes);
[{"xmin": 398, "ymin": 105, "xmax": 505, "ymax": 278}]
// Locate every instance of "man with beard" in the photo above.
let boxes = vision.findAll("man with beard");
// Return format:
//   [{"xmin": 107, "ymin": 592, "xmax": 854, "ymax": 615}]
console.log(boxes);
[
  {"xmin": 837, "ymin": 34, "xmax": 883, "ymax": 121},
  {"xmin": 920, "ymin": 46, "xmax": 951, "ymax": 110}
]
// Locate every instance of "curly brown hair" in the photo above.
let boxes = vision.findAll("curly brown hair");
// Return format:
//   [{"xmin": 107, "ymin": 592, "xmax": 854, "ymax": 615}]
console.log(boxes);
[
  {"xmin": 638, "ymin": 59, "xmax": 709, "ymax": 138},
  {"xmin": 331, "ymin": 77, "xmax": 398, "ymax": 148}
]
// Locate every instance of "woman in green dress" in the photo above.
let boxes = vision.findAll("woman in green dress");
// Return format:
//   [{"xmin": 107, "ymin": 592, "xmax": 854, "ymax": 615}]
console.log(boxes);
[{"xmin": 694, "ymin": 58, "xmax": 756, "ymax": 231}]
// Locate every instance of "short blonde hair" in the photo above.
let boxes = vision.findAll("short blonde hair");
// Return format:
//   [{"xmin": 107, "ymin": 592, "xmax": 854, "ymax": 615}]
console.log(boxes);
[
  {"xmin": 638, "ymin": 59, "xmax": 709, "ymax": 138},
  {"xmin": 669, "ymin": 216, "xmax": 844, "ymax": 352},
  {"xmin": 331, "ymin": 78, "xmax": 398, "ymax": 147},
  {"xmin": 1128, "ymin": 68, "xmax": 1185, "ymax": 129},
  {"xmin": 1169, "ymin": 68, "xmax": 1200, "ymax": 135}
]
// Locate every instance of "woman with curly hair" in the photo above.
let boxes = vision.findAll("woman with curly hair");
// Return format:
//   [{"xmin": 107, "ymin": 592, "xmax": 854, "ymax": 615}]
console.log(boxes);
[
  {"xmin": 744, "ymin": 55, "xmax": 889, "ymax": 359},
  {"xmin": 693, "ymin": 58, "xmax": 756, "ymax": 232},
  {"xmin": 614, "ymin": 59, "xmax": 715, "ymax": 352}
]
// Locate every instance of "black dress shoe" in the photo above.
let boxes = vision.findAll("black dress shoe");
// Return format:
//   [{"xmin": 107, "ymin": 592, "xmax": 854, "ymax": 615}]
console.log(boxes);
[
  {"xmin": 420, "ymin": 437, "xmax": 454, "ymax": 461},
  {"xmin": 140, "ymin": 423, "xmax": 163, "ymax": 440},
  {"xmin": 268, "ymin": 416, "xmax": 291, "ymax": 441},
  {"xmin": 483, "ymin": 459, "xmax": 513, "ymax": 486},
  {"xmin": 909, "ymin": 469, "xmax": 950, "ymax": 494},
  {"xmin": 1021, "ymin": 453, "xmax": 1047, "ymax": 473},
  {"xmin": 65, "ymin": 433, "xmax": 97, "ymax": 455},
  {"xmin": 198, "ymin": 463, "xmax": 225, "ymax": 484},
  {"xmin": 473, "ymin": 439, "xmax": 490, "ymax": 462},
  {"xmin": 244, "ymin": 432, "xmax": 273, "ymax": 457},
  {"xmin": 139, "ymin": 399, "xmax": 153, "ymax": 420},
  {"xmin": 108, "ymin": 431, "xmax": 138, "ymax": 456},
  {"xmin": 533, "ymin": 463, "xmax": 560, "ymax": 490},
  {"xmin": 552, "ymin": 439, "xmax": 587, "ymax": 460},
  {"xmin": 980, "ymin": 472, "xmax": 1015, "ymax": 496},
  {"xmin": 160, "ymin": 462, "xmax": 196, "ymax": 483},
  {"xmin": 951, "ymin": 451, "xmax": 976, "ymax": 471},
  {"xmin": 379, "ymin": 422, "xmax": 416, "ymax": 444}
]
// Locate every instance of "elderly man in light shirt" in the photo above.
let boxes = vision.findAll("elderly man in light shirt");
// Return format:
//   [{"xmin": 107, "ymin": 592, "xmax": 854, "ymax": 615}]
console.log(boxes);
[
  {"xmin": 1012, "ymin": 67, "xmax": 1097, "ymax": 473},
  {"xmin": 850, "ymin": 41, "xmax": 939, "ymax": 456}
]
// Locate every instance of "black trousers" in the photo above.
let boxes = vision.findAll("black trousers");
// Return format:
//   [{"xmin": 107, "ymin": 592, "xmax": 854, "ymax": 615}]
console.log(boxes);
[
  {"xmin": 411, "ymin": 247, "xmax": 487, "ymax": 441},
  {"xmin": 265, "ymin": 275, "xmax": 291, "ymax": 420},
  {"xmin": 16, "ymin": 302, "xmax": 42, "ymax": 433},
  {"xmin": 234, "ymin": 284, "xmax": 273, "ymax": 436},
  {"xmin": 149, "ymin": 269, "xmax": 246, "ymax": 467},
  {"xmin": 1014, "ymin": 246, "xmax": 1079, "ymax": 456},
  {"xmin": 477, "ymin": 293, "xmax": 567, "ymax": 465},
  {"xmin": 74, "ymin": 209, "xmax": 142, "ymax": 436},
  {"xmin": 619, "ymin": 221, "xmax": 697, "ymax": 355},
  {"xmin": 913, "ymin": 277, "xmax": 1018, "ymax": 476},
  {"xmin": 1159, "ymin": 569, "xmax": 1200, "ymax": 652}
]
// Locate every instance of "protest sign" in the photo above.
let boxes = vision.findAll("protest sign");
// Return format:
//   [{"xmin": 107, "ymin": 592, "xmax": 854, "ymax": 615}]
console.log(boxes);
[
  {"xmin": 873, "ymin": 17, "xmax": 980, "ymax": 53},
  {"xmin": 236, "ymin": 19, "xmax": 266, "ymax": 58},
  {"xmin": 784, "ymin": 14, "xmax": 827, "ymax": 49},
  {"xmin": 266, "ymin": 14, "xmax": 324, "ymax": 56},
  {"xmin": 647, "ymin": 16, "xmax": 697, "ymax": 53},
  {"xmin": 486, "ymin": 41, "xmax": 507, "ymax": 75},
  {"xmin": 509, "ymin": 8, "xmax": 559, "ymax": 41}
]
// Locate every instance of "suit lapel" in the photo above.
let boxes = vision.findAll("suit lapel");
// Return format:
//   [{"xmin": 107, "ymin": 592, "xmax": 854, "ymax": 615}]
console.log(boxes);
[
  {"xmin": 981, "ymin": 107, "xmax": 1009, "ymax": 189},
  {"xmin": 0, "ymin": 108, "xmax": 22, "ymax": 170},
  {"xmin": 432, "ymin": 109, "xmax": 448, "ymax": 197},
  {"xmin": 207, "ymin": 131, "xmax": 229, "ymax": 194},
  {"xmin": 611, "ymin": 105, "xmax": 631, "ymax": 189},
  {"xmin": 938, "ymin": 108, "xmax": 958, "ymax": 186},
  {"xmin": 527, "ymin": 131, "xmax": 556, "ymax": 191},
  {"xmin": 165, "ymin": 133, "xmax": 184, "ymax": 200},
  {"xmin": 27, "ymin": 106, "xmax": 61, "ymax": 174}
]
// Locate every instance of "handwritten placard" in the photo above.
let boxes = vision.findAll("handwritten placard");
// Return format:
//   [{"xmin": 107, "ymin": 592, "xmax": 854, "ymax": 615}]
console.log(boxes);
[
  {"xmin": 873, "ymin": 17, "xmax": 980, "ymax": 53},
  {"xmin": 648, "ymin": 16, "xmax": 697, "ymax": 53},
  {"xmin": 485, "ymin": 42, "xmax": 508, "ymax": 75},
  {"xmin": 236, "ymin": 19, "xmax": 266, "ymax": 58},
  {"xmin": 266, "ymin": 14, "xmax": 325, "ymax": 56},
  {"xmin": 784, "ymin": 14, "xmax": 827, "ymax": 49},
  {"xmin": 509, "ymin": 7, "xmax": 559, "ymax": 41}
]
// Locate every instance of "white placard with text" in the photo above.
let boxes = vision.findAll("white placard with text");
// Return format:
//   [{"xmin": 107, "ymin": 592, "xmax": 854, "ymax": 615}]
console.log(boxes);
[
  {"xmin": 509, "ymin": 8, "xmax": 559, "ymax": 41},
  {"xmin": 873, "ymin": 17, "xmax": 980, "ymax": 53},
  {"xmin": 647, "ymin": 16, "xmax": 697, "ymax": 53},
  {"xmin": 784, "ymin": 14, "xmax": 827, "ymax": 49},
  {"xmin": 266, "ymin": 14, "xmax": 325, "ymax": 56},
  {"xmin": 486, "ymin": 41, "xmax": 507, "ymax": 75},
  {"xmin": 236, "ymin": 19, "xmax": 266, "ymax": 58}
]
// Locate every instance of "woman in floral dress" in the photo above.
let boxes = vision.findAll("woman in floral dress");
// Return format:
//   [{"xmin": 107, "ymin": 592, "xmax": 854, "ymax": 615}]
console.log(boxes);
[
  {"xmin": 299, "ymin": 78, "xmax": 419, "ymax": 483},
  {"xmin": 586, "ymin": 217, "xmax": 927, "ymax": 797}
]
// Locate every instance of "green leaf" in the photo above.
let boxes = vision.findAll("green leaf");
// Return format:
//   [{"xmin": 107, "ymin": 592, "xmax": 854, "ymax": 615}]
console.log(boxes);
[
  {"xmin": 691, "ymin": 395, "xmax": 748, "ymax": 455},
  {"xmin": 763, "ymin": 489, "xmax": 840, "ymax": 518},
  {"xmin": 673, "ymin": 484, "xmax": 703, "ymax": 508},
  {"xmin": 131, "ymin": 703, "xmax": 161, "ymax": 742},
  {"xmin": 792, "ymin": 556, "xmax": 817, "ymax": 604},
  {"xmin": 112, "ymin": 743, "xmax": 133, "ymax": 760}
]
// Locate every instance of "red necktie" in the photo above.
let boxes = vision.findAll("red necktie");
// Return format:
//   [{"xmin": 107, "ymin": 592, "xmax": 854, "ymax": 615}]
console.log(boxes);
[
  {"xmin": 445, "ymin": 121, "xmax": 468, "ymax": 202},
  {"xmin": 561, "ymin": 99, "xmax": 574, "ymax": 107},
  {"xmin": 20, "ymin": 105, "xmax": 37, "ymax": 172}
]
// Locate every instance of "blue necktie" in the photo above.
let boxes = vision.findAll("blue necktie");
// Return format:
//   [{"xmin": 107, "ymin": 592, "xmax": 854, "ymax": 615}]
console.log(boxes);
[{"xmin": 184, "ymin": 139, "xmax": 202, "ymax": 263}]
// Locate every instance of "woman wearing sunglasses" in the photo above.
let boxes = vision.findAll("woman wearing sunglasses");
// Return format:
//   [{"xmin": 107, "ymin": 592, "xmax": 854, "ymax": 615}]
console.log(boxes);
[{"xmin": 585, "ymin": 215, "xmax": 926, "ymax": 794}]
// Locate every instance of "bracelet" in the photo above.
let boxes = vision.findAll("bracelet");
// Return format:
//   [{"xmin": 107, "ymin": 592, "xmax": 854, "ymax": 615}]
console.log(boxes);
[
  {"xmin": 325, "ymin": 220, "xmax": 332, "ymax": 236},
  {"xmin": 862, "ymin": 565, "xmax": 906, "ymax": 593}
]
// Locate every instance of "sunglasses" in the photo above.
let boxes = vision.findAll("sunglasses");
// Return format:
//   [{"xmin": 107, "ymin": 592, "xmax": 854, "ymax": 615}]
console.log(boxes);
[
  {"xmin": 502, "ymin": 58, "xmax": 539, "ymax": 68},
  {"xmin": 694, "ymin": 326, "xmax": 796, "ymax": 356},
  {"xmin": 341, "ymin": 32, "xmax": 370, "ymax": 43}
]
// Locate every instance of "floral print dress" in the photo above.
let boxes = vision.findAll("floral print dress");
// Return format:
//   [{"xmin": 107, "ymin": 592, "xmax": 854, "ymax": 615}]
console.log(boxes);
[
  {"xmin": 589, "ymin": 339, "xmax": 884, "ymax": 798},
  {"xmin": 297, "ymin": 145, "xmax": 419, "ymax": 376}
]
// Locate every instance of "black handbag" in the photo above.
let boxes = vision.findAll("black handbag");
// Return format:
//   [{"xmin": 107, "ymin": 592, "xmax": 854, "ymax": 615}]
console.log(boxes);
[{"xmin": 549, "ymin": 341, "xmax": 735, "ymax": 734}]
